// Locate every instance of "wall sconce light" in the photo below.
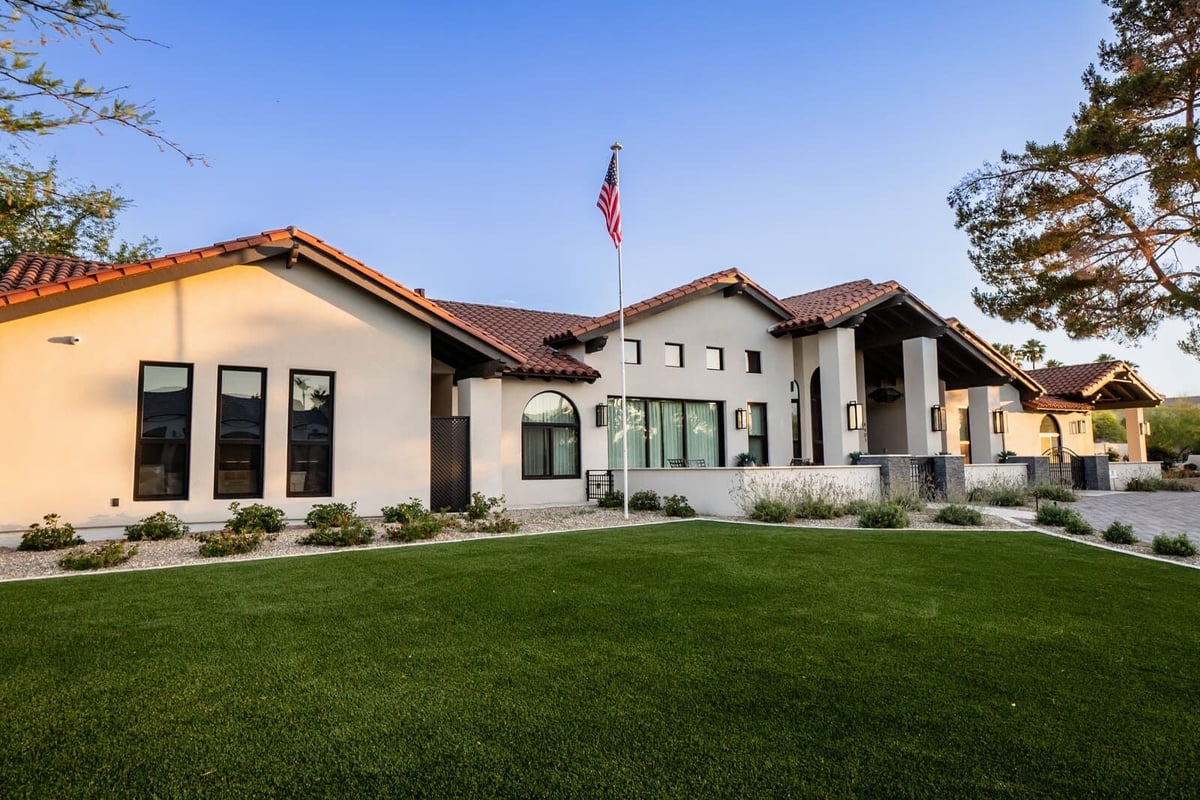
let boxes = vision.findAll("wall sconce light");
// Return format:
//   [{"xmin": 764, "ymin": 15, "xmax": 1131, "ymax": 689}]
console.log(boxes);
[
  {"xmin": 1139, "ymin": 421, "xmax": 1151, "ymax": 436},
  {"xmin": 930, "ymin": 404, "xmax": 947, "ymax": 432},
  {"xmin": 595, "ymin": 403, "xmax": 608, "ymax": 427},
  {"xmin": 846, "ymin": 401, "xmax": 865, "ymax": 431},
  {"xmin": 735, "ymin": 407, "xmax": 749, "ymax": 430},
  {"xmin": 991, "ymin": 410, "xmax": 1008, "ymax": 434}
]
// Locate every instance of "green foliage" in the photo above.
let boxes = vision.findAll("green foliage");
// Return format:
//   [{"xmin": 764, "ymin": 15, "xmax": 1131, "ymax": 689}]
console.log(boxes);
[
  {"xmin": 1016, "ymin": 339, "xmax": 1047, "ymax": 370},
  {"xmin": 460, "ymin": 495, "xmax": 520, "ymax": 534},
  {"xmin": 997, "ymin": 450, "xmax": 1017, "ymax": 463},
  {"xmin": 885, "ymin": 490, "xmax": 925, "ymax": 512},
  {"xmin": 58, "ymin": 540, "xmax": 137, "ymax": 570},
  {"xmin": 1120, "ymin": 475, "xmax": 1194, "ymax": 492},
  {"xmin": 1103, "ymin": 521, "xmax": 1136, "ymax": 544},
  {"xmin": 858, "ymin": 503, "xmax": 910, "ymax": 529},
  {"xmin": 934, "ymin": 505, "xmax": 983, "ymax": 526},
  {"xmin": 299, "ymin": 519, "xmax": 374, "ymax": 547},
  {"xmin": 1035, "ymin": 504, "xmax": 1085, "ymax": 529},
  {"xmin": 1146, "ymin": 403, "xmax": 1200, "ymax": 456},
  {"xmin": 123, "ymin": 511, "xmax": 188, "ymax": 541},
  {"xmin": 663, "ymin": 494, "xmax": 696, "ymax": 518},
  {"xmin": 385, "ymin": 512, "xmax": 453, "ymax": 543},
  {"xmin": 1029, "ymin": 483, "xmax": 1076, "ymax": 503},
  {"xmin": 597, "ymin": 490, "xmax": 624, "ymax": 509},
  {"xmin": 749, "ymin": 498, "xmax": 793, "ymax": 524},
  {"xmin": 18, "ymin": 514, "xmax": 83, "ymax": 551},
  {"xmin": 1092, "ymin": 411, "xmax": 1127, "ymax": 443},
  {"xmin": 304, "ymin": 502, "xmax": 359, "ymax": 530},
  {"xmin": 839, "ymin": 499, "xmax": 873, "ymax": 516},
  {"xmin": 1151, "ymin": 533, "xmax": 1196, "ymax": 557},
  {"xmin": 1063, "ymin": 515, "xmax": 1094, "ymax": 536},
  {"xmin": 795, "ymin": 496, "xmax": 845, "ymax": 520},
  {"xmin": 628, "ymin": 490, "xmax": 662, "ymax": 512},
  {"xmin": 381, "ymin": 499, "xmax": 427, "ymax": 525},
  {"xmin": 226, "ymin": 502, "xmax": 286, "ymax": 535},
  {"xmin": 195, "ymin": 529, "xmax": 263, "ymax": 558}
]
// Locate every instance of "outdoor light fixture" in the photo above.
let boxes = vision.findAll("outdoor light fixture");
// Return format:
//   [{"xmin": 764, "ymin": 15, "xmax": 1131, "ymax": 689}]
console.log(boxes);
[
  {"xmin": 595, "ymin": 403, "xmax": 608, "ymax": 427},
  {"xmin": 846, "ymin": 401, "xmax": 865, "ymax": 431},
  {"xmin": 735, "ymin": 407, "xmax": 749, "ymax": 430},
  {"xmin": 1140, "ymin": 421, "xmax": 1151, "ymax": 436},
  {"xmin": 991, "ymin": 409, "xmax": 1008, "ymax": 434},
  {"xmin": 930, "ymin": 404, "xmax": 947, "ymax": 432}
]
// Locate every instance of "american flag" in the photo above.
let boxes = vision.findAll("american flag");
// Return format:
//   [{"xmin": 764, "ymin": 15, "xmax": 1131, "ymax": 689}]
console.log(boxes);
[{"xmin": 597, "ymin": 153, "xmax": 622, "ymax": 248}]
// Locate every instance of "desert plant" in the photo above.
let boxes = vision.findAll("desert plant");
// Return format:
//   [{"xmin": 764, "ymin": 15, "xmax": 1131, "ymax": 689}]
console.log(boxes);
[
  {"xmin": 382, "ymin": 499, "xmax": 427, "ymax": 525},
  {"xmin": 795, "ymin": 495, "xmax": 845, "ymax": 520},
  {"xmin": 226, "ymin": 502, "xmax": 286, "ymax": 535},
  {"xmin": 304, "ymin": 502, "xmax": 360, "ymax": 529},
  {"xmin": 299, "ymin": 518, "xmax": 374, "ymax": 547},
  {"xmin": 58, "ymin": 540, "xmax": 138, "ymax": 570},
  {"xmin": 1151, "ymin": 533, "xmax": 1197, "ymax": 557},
  {"xmin": 461, "ymin": 495, "xmax": 521, "ymax": 533},
  {"xmin": 997, "ymin": 450, "xmax": 1018, "ymax": 462},
  {"xmin": 934, "ymin": 504, "xmax": 983, "ymax": 526},
  {"xmin": 1035, "ymin": 504, "xmax": 1084, "ymax": 528},
  {"xmin": 386, "ymin": 512, "xmax": 453, "ymax": 542},
  {"xmin": 18, "ymin": 514, "xmax": 84, "ymax": 551},
  {"xmin": 195, "ymin": 528, "xmax": 264, "ymax": 558},
  {"xmin": 1029, "ymin": 483, "xmax": 1076, "ymax": 503},
  {"xmin": 663, "ymin": 494, "xmax": 696, "ymax": 518},
  {"xmin": 1103, "ymin": 521, "xmax": 1137, "ymax": 544},
  {"xmin": 885, "ymin": 490, "xmax": 925, "ymax": 512},
  {"xmin": 124, "ymin": 511, "xmax": 189, "ymax": 541},
  {"xmin": 597, "ymin": 490, "xmax": 624, "ymax": 509},
  {"xmin": 465, "ymin": 492, "xmax": 508, "ymax": 521},
  {"xmin": 839, "ymin": 498, "xmax": 873, "ymax": 516},
  {"xmin": 858, "ymin": 503, "xmax": 910, "ymax": 529},
  {"xmin": 1063, "ymin": 514, "xmax": 1094, "ymax": 536},
  {"xmin": 1124, "ymin": 476, "xmax": 1161, "ymax": 492},
  {"xmin": 628, "ymin": 490, "xmax": 662, "ymax": 512},
  {"xmin": 735, "ymin": 452, "xmax": 756, "ymax": 466},
  {"xmin": 749, "ymin": 497, "xmax": 793, "ymax": 523}
]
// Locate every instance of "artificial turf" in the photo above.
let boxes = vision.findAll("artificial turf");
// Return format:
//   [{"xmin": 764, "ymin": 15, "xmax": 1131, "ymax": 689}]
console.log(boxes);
[{"xmin": 1, "ymin": 522, "xmax": 1198, "ymax": 798}]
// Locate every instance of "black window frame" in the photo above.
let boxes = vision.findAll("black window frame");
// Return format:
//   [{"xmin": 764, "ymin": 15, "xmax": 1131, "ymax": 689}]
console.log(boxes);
[
  {"xmin": 748, "ymin": 402, "xmax": 768, "ymax": 466},
  {"xmin": 521, "ymin": 391, "xmax": 582, "ymax": 479},
  {"xmin": 607, "ymin": 395, "xmax": 726, "ymax": 468},
  {"xmin": 213, "ymin": 365, "xmax": 268, "ymax": 500},
  {"xmin": 745, "ymin": 350, "xmax": 762, "ymax": 374},
  {"xmin": 706, "ymin": 346, "xmax": 724, "ymax": 371},
  {"xmin": 623, "ymin": 338, "xmax": 642, "ymax": 365},
  {"xmin": 664, "ymin": 342, "xmax": 684, "ymax": 368},
  {"xmin": 287, "ymin": 369, "xmax": 336, "ymax": 498},
  {"xmin": 133, "ymin": 360, "xmax": 194, "ymax": 501}
]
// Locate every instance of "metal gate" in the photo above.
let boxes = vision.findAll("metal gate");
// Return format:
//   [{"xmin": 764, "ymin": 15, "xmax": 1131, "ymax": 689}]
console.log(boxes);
[
  {"xmin": 1044, "ymin": 447, "xmax": 1084, "ymax": 489},
  {"xmin": 431, "ymin": 416, "xmax": 470, "ymax": 512},
  {"xmin": 586, "ymin": 469, "xmax": 613, "ymax": 500},
  {"xmin": 909, "ymin": 457, "xmax": 938, "ymax": 500}
]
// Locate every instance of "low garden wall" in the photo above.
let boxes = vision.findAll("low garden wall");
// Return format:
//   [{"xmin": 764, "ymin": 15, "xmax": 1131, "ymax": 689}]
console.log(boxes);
[
  {"xmin": 624, "ymin": 466, "xmax": 881, "ymax": 517},
  {"xmin": 964, "ymin": 464, "xmax": 1028, "ymax": 492},
  {"xmin": 1108, "ymin": 461, "xmax": 1162, "ymax": 491}
]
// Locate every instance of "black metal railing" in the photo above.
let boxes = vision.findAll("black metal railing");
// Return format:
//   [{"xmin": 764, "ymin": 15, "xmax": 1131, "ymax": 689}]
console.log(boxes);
[{"xmin": 586, "ymin": 469, "xmax": 613, "ymax": 500}]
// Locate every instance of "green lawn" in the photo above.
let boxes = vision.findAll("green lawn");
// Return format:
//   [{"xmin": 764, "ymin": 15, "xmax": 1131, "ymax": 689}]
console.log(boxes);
[{"xmin": 2, "ymin": 523, "xmax": 1198, "ymax": 798}]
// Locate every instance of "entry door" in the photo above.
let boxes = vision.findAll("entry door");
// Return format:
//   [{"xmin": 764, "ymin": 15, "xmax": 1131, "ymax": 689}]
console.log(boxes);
[{"xmin": 430, "ymin": 416, "xmax": 470, "ymax": 512}]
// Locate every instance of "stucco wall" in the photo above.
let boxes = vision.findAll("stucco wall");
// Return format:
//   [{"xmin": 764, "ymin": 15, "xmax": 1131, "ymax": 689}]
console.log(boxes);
[
  {"xmin": 0, "ymin": 260, "xmax": 432, "ymax": 531},
  {"xmin": 1109, "ymin": 461, "xmax": 1163, "ymax": 491},
  {"xmin": 964, "ymin": 463, "xmax": 1028, "ymax": 491},
  {"xmin": 625, "ymin": 466, "xmax": 881, "ymax": 517}
]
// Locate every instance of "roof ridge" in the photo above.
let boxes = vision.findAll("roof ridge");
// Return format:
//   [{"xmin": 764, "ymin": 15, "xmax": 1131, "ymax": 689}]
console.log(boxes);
[{"xmin": 434, "ymin": 298, "xmax": 592, "ymax": 320}]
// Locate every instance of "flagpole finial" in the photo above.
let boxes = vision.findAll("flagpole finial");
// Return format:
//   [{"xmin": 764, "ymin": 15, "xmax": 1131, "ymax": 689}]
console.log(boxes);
[{"xmin": 610, "ymin": 141, "xmax": 623, "ymax": 152}]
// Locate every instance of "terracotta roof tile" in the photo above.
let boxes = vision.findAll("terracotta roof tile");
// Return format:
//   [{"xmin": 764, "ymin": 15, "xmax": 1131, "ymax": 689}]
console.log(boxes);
[
  {"xmin": 770, "ymin": 279, "xmax": 900, "ymax": 333},
  {"xmin": 1026, "ymin": 362, "xmax": 1125, "ymax": 398},
  {"xmin": 1025, "ymin": 395, "xmax": 1096, "ymax": 412},
  {"xmin": 0, "ymin": 253, "xmax": 113, "ymax": 293},
  {"xmin": 434, "ymin": 300, "xmax": 600, "ymax": 379}
]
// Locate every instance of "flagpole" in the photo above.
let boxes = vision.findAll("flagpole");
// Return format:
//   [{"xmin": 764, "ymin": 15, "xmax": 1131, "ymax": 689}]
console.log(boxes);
[{"xmin": 612, "ymin": 141, "xmax": 629, "ymax": 520}]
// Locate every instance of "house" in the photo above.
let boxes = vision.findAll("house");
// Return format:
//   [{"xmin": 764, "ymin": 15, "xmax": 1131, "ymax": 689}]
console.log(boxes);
[{"xmin": 0, "ymin": 229, "xmax": 1164, "ymax": 530}]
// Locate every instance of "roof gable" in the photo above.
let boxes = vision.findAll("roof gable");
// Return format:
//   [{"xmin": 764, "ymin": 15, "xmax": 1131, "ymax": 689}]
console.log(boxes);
[
  {"xmin": 0, "ymin": 253, "xmax": 112, "ymax": 293},
  {"xmin": 770, "ymin": 279, "xmax": 900, "ymax": 333},
  {"xmin": 1026, "ymin": 361, "xmax": 1162, "ymax": 409}
]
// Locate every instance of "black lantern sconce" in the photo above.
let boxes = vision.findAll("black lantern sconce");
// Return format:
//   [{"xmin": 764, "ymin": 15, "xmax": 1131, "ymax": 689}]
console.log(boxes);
[
  {"xmin": 991, "ymin": 410, "xmax": 1008, "ymax": 434},
  {"xmin": 735, "ymin": 407, "xmax": 749, "ymax": 430},
  {"xmin": 846, "ymin": 401, "xmax": 865, "ymax": 431},
  {"xmin": 930, "ymin": 404, "xmax": 947, "ymax": 432},
  {"xmin": 595, "ymin": 403, "xmax": 608, "ymax": 427}
]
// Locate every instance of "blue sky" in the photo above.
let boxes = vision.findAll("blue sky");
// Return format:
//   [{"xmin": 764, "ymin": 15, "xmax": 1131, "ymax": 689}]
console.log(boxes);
[{"xmin": 22, "ymin": 1, "xmax": 1197, "ymax": 394}]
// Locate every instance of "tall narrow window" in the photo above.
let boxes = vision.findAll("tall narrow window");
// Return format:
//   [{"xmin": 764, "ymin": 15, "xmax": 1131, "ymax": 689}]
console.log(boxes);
[
  {"xmin": 135, "ymin": 362, "xmax": 193, "ymax": 500},
  {"xmin": 522, "ymin": 392, "xmax": 580, "ymax": 478},
  {"xmin": 289, "ymin": 370, "xmax": 334, "ymax": 496},
  {"xmin": 215, "ymin": 367, "xmax": 266, "ymax": 498},
  {"xmin": 748, "ymin": 402, "xmax": 768, "ymax": 465}
]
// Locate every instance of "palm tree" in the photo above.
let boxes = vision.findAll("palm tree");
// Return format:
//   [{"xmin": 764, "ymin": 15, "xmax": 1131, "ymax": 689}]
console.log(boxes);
[
  {"xmin": 1044, "ymin": 358, "xmax": 1064, "ymax": 368},
  {"xmin": 992, "ymin": 342, "xmax": 1017, "ymax": 360},
  {"xmin": 1095, "ymin": 353, "xmax": 1117, "ymax": 362},
  {"xmin": 1017, "ymin": 339, "xmax": 1047, "ymax": 369}
]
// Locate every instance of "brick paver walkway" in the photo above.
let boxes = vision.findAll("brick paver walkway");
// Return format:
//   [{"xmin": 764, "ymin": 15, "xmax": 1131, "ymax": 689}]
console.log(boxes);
[{"xmin": 1072, "ymin": 491, "xmax": 1198, "ymax": 541}]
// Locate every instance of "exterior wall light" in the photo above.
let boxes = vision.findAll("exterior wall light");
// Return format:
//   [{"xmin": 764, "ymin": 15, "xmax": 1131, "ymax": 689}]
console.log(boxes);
[
  {"xmin": 991, "ymin": 410, "xmax": 1008, "ymax": 434},
  {"xmin": 735, "ymin": 407, "xmax": 749, "ymax": 430},
  {"xmin": 846, "ymin": 401, "xmax": 865, "ymax": 431},
  {"xmin": 1139, "ymin": 421, "xmax": 1151, "ymax": 436},
  {"xmin": 595, "ymin": 403, "xmax": 608, "ymax": 427},
  {"xmin": 930, "ymin": 404, "xmax": 947, "ymax": 433}
]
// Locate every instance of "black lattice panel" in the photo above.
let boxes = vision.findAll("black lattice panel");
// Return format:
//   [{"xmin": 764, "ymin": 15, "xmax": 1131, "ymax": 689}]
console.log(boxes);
[{"xmin": 431, "ymin": 416, "xmax": 471, "ymax": 512}]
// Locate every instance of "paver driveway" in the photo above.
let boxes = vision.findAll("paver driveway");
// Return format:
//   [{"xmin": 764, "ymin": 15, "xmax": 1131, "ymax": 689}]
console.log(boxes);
[{"xmin": 1073, "ymin": 491, "xmax": 1198, "ymax": 541}]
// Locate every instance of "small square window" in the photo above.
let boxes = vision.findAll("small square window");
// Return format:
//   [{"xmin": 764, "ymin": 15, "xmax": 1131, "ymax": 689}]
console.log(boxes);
[
  {"xmin": 745, "ymin": 350, "xmax": 762, "ymax": 373},
  {"xmin": 665, "ymin": 342, "xmax": 683, "ymax": 368},
  {"xmin": 706, "ymin": 346, "xmax": 724, "ymax": 371},
  {"xmin": 623, "ymin": 339, "xmax": 641, "ymax": 365}
]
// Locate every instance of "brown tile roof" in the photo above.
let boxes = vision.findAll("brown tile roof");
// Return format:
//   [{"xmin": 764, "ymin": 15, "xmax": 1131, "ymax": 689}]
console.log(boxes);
[
  {"xmin": 542, "ymin": 268, "xmax": 793, "ymax": 344},
  {"xmin": 1025, "ymin": 395, "xmax": 1096, "ymax": 412},
  {"xmin": 434, "ymin": 300, "xmax": 599, "ymax": 380},
  {"xmin": 0, "ymin": 253, "xmax": 113, "ymax": 293},
  {"xmin": 1026, "ymin": 361, "xmax": 1127, "ymax": 398},
  {"xmin": 770, "ymin": 279, "xmax": 900, "ymax": 333}
]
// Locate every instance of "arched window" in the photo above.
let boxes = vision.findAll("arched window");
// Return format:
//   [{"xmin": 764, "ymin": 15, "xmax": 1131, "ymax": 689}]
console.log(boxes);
[
  {"xmin": 522, "ymin": 392, "xmax": 580, "ymax": 479},
  {"xmin": 1039, "ymin": 414, "xmax": 1062, "ymax": 456}
]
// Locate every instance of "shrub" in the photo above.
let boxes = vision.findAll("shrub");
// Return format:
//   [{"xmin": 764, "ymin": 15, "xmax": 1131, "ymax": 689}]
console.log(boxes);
[
  {"xmin": 795, "ymin": 496, "xmax": 845, "ymax": 520},
  {"xmin": 58, "ymin": 540, "xmax": 138, "ymax": 571},
  {"xmin": 885, "ymin": 490, "xmax": 925, "ymax": 512},
  {"xmin": 858, "ymin": 503, "xmax": 910, "ymax": 529},
  {"xmin": 382, "ymin": 499, "xmax": 427, "ymax": 525},
  {"xmin": 989, "ymin": 486, "xmax": 1027, "ymax": 507},
  {"xmin": 628, "ymin": 490, "xmax": 662, "ymax": 512},
  {"xmin": 596, "ymin": 490, "xmax": 624, "ymax": 509},
  {"xmin": 299, "ymin": 503, "xmax": 374, "ymax": 547},
  {"xmin": 18, "ymin": 514, "xmax": 84, "ymax": 551},
  {"xmin": 1152, "ymin": 532, "xmax": 1197, "ymax": 557},
  {"xmin": 1029, "ymin": 483, "xmax": 1076, "ymax": 502},
  {"xmin": 731, "ymin": 473, "xmax": 851, "ymax": 520},
  {"xmin": 1035, "ymin": 504, "xmax": 1084, "ymax": 528},
  {"xmin": 386, "ymin": 512, "xmax": 453, "ymax": 542},
  {"xmin": 1103, "ymin": 521, "xmax": 1136, "ymax": 544},
  {"xmin": 1124, "ymin": 476, "xmax": 1160, "ymax": 492},
  {"xmin": 304, "ymin": 502, "xmax": 360, "ymax": 530},
  {"xmin": 839, "ymin": 499, "xmax": 873, "ymax": 517},
  {"xmin": 124, "ymin": 511, "xmax": 189, "ymax": 541},
  {"xmin": 226, "ymin": 502, "xmax": 286, "ymax": 535},
  {"xmin": 195, "ymin": 529, "xmax": 264, "ymax": 558},
  {"xmin": 663, "ymin": 494, "xmax": 696, "ymax": 518},
  {"xmin": 461, "ymin": 495, "xmax": 520, "ymax": 533},
  {"xmin": 749, "ymin": 497, "xmax": 793, "ymax": 523},
  {"xmin": 1160, "ymin": 479, "xmax": 1197, "ymax": 492},
  {"xmin": 1063, "ymin": 514, "xmax": 1094, "ymax": 536},
  {"xmin": 934, "ymin": 504, "xmax": 983, "ymax": 526}
]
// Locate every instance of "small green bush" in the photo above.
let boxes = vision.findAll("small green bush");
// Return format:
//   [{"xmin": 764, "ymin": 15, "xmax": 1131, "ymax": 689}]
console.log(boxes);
[
  {"xmin": 597, "ymin": 490, "xmax": 624, "ymax": 509},
  {"xmin": 749, "ymin": 497, "xmax": 793, "ymax": 523},
  {"xmin": 663, "ymin": 494, "xmax": 696, "ymax": 518},
  {"xmin": 466, "ymin": 492, "xmax": 509, "ymax": 521},
  {"xmin": 628, "ymin": 490, "xmax": 662, "ymax": 512},
  {"xmin": 795, "ymin": 496, "xmax": 844, "ymax": 520},
  {"xmin": 1124, "ymin": 476, "xmax": 1160, "ymax": 492},
  {"xmin": 988, "ymin": 486, "xmax": 1027, "ymax": 507},
  {"xmin": 1035, "ymin": 504, "xmax": 1084, "ymax": 528},
  {"xmin": 58, "ymin": 540, "xmax": 138, "ymax": 571},
  {"xmin": 386, "ymin": 512, "xmax": 453, "ymax": 542},
  {"xmin": 382, "ymin": 499, "xmax": 427, "ymax": 525},
  {"xmin": 195, "ymin": 529, "xmax": 264, "ymax": 558},
  {"xmin": 886, "ymin": 491, "xmax": 925, "ymax": 512},
  {"xmin": 1063, "ymin": 515, "xmax": 1094, "ymax": 536},
  {"xmin": 460, "ymin": 495, "xmax": 521, "ymax": 533},
  {"xmin": 124, "ymin": 511, "xmax": 189, "ymax": 541},
  {"xmin": 304, "ymin": 502, "xmax": 359, "ymax": 529},
  {"xmin": 18, "ymin": 514, "xmax": 84, "ymax": 551},
  {"xmin": 934, "ymin": 504, "xmax": 983, "ymax": 526},
  {"xmin": 858, "ymin": 503, "xmax": 910, "ymax": 529},
  {"xmin": 1160, "ymin": 479, "xmax": 1198, "ymax": 491},
  {"xmin": 226, "ymin": 502, "xmax": 286, "ymax": 535},
  {"xmin": 1103, "ymin": 521, "xmax": 1136, "ymax": 544},
  {"xmin": 1030, "ymin": 483, "xmax": 1076, "ymax": 502},
  {"xmin": 839, "ymin": 499, "xmax": 873, "ymax": 517},
  {"xmin": 299, "ymin": 517, "xmax": 374, "ymax": 547},
  {"xmin": 1151, "ymin": 533, "xmax": 1197, "ymax": 557}
]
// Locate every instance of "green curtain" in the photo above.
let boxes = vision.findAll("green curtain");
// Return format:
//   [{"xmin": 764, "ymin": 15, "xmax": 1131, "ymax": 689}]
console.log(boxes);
[
  {"xmin": 685, "ymin": 401, "xmax": 720, "ymax": 465},
  {"xmin": 608, "ymin": 398, "xmax": 647, "ymax": 468},
  {"xmin": 551, "ymin": 427, "xmax": 577, "ymax": 476}
]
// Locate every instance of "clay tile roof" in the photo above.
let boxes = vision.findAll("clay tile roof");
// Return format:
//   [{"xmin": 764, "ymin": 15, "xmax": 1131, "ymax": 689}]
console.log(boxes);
[
  {"xmin": 1026, "ymin": 361, "xmax": 1126, "ymax": 397},
  {"xmin": 0, "ymin": 253, "xmax": 113, "ymax": 293},
  {"xmin": 770, "ymin": 279, "xmax": 900, "ymax": 333},
  {"xmin": 434, "ymin": 300, "xmax": 600, "ymax": 379},
  {"xmin": 1025, "ymin": 395, "xmax": 1096, "ymax": 412},
  {"xmin": 542, "ymin": 268, "xmax": 792, "ymax": 344}
]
